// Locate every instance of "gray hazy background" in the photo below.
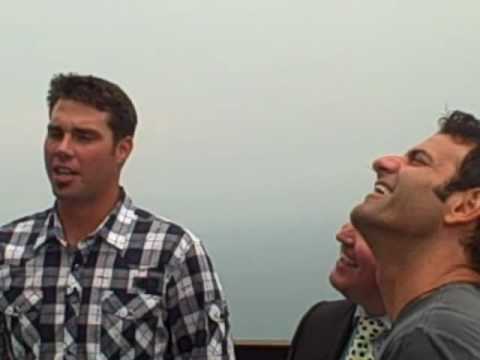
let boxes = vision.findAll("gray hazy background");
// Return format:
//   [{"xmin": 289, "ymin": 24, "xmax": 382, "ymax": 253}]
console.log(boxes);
[{"xmin": 1, "ymin": 0, "xmax": 480, "ymax": 340}]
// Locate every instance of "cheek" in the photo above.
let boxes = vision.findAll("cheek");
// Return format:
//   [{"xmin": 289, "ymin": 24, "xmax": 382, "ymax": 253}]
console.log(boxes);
[
  {"xmin": 355, "ymin": 248, "xmax": 377, "ymax": 279},
  {"xmin": 79, "ymin": 145, "xmax": 109, "ymax": 160},
  {"xmin": 80, "ymin": 150, "xmax": 117, "ymax": 174},
  {"xmin": 43, "ymin": 142, "xmax": 54, "ymax": 163},
  {"xmin": 43, "ymin": 140, "xmax": 52, "ymax": 154},
  {"xmin": 400, "ymin": 188, "xmax": 444, "ymax": 221}
]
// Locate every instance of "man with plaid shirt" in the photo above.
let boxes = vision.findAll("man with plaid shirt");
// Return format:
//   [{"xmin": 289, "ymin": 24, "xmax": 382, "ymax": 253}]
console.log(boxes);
[{"xmin": 0, "ymin": 73, "xmax": 234, "ymax": 359}]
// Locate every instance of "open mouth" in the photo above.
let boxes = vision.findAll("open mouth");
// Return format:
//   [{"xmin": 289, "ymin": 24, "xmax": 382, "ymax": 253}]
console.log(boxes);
[
  {"xmin": 53, "ymin": 166, "xmax": 77, "ymax": 176},
  {"xmin": 373, "ymin": 181, "xmax": 392, "ymax": 195},
  {"xmin": 338, "ymin": 251, "xmax": 358, "ymax": 268},
  {"xmin": 50, "ymin": 166, "xmax": 79, "ymax": 184}
]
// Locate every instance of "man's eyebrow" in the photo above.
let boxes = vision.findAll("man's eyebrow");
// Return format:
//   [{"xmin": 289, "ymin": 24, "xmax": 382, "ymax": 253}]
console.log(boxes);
[
  {"xmin": 47, "ymin": 124, "xmax": 61, "ymax": 131},
  {"xmin": 73, "ymin": 127, "xmax": 98, "ymax": 133},
  {"xmin": 47, "ymin": 124, "xmax": 99, "ymax": 133}
]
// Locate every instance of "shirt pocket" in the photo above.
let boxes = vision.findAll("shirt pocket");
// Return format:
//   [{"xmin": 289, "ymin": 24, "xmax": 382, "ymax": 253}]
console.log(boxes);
[
  {"xmin": 0, "ymin": 288, "xmax": 43, "ymax": 359},
  {"xmin": 100, "ymin": 289, "xmax": 166, "ymax": 359}
]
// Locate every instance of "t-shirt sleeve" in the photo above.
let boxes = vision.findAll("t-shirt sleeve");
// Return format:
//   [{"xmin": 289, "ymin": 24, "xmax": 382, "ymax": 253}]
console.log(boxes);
[{"xmin": 382, "ymin": 327, "xmax": 475, "ymax": 360}]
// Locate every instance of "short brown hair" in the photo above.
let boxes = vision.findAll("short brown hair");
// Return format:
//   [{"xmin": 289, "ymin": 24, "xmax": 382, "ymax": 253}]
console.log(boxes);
[
  {"xmin": 47, "ymin": 73, "xmax": 137, "ymax": 142},
  {"xmin": 438, "ymin": 110, "xmax": 480, "ymax": 271}
]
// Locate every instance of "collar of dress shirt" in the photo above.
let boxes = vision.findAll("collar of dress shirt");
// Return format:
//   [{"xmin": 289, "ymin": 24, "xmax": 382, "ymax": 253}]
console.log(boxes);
[
  {"xmin": 354, "ymin": 304, "xmax": 392, "ymax": 329},
  {"xmin": 33, "ymin": 187, "xmax": 136, "ymax": 252}
]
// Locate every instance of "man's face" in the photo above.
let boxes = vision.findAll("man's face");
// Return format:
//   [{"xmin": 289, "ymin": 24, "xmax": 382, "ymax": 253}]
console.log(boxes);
[
  {"xmin": 351, "ymin": 133, "xmax": 473, "ymax": 240},
  {"xmin": 44, "ymin": 99, "xmax": 131, "ymax": 204},
  {"xmin": 329, "ymin": 223, "xmax": 378, "ymax": 302}
]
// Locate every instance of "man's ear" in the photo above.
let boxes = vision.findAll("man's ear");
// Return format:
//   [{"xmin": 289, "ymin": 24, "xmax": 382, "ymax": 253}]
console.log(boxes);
[
  {"xmin": 445, "ymin": 188, "xmax": 480, "ymax": 224},
  {"xmin": 115, "ymin": 136, "xmax": 133, "ymax": 167}
]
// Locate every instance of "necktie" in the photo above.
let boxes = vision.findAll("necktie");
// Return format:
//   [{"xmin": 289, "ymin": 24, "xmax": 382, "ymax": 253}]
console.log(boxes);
[{"xmin": 346, "ymin": 316, "xmax": 388, "ymax": 360}]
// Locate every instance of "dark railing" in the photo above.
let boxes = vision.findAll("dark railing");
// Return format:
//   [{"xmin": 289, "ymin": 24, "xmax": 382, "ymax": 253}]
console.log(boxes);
[{"xmin": 234, "ymin": 340, "xmax": 290, "ymax": 360}]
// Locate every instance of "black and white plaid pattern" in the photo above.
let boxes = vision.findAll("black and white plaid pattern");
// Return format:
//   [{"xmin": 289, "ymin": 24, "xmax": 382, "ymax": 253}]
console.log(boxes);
[{"xmin": 0, "ymin": 191, "xmax": 234, "ymax": 359}]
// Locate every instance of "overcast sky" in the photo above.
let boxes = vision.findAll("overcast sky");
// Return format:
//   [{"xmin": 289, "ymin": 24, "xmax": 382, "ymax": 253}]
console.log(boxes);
[{"xmin": 1, "ymin": 0, "xmax": 480, "ymax": 339}]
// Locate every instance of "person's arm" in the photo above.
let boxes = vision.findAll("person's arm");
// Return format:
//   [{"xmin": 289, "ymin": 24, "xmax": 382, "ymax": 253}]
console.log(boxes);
[
  {"xmin": 287, "ymin": 303, "xmax": 325, "ymax": 360},
  {"xmin": 0, "ymin": 315, "xmax": 11, "ymax": 360},
  {"xmin": 165, "ymin": 233, "xmax": 235, "ymax": 359}
]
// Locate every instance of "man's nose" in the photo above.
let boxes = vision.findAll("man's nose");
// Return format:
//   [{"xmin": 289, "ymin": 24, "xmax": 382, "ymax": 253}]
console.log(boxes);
[
  {"xmin": 336, "ymin": 227, "xmax": 355, "ymax": 246},
  {"xmin": 54, "ymin": 135, "xmax": 74, "ymax": 157},
  {"xmin": 372, "ymin": 155, "xmax": 403, "ymax": 176}
]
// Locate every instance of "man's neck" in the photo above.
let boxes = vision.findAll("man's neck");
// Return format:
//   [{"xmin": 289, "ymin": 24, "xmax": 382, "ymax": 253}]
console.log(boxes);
[
  {"xmin": 361, "ymin": 296, "xmax": 387, "ymax": 317},
  {"xmin": 376, "ymin": 235, "xmax": 480, "ymax": 320},
  {"xmin": 57, "ymin": 187, "xmax": 121, "ymax": 247}
]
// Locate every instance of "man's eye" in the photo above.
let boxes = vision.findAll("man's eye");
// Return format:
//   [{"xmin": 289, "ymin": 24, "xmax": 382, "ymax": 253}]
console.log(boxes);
[
  {"xmin": 410, "ymin": 156, "xmax": 427, "ymax": 165},
  {"xmin": 47, "ymin": 129, "xmax": 63, "ymax": 140},
  {"xmin": 78, "ymin": 135, "xmax": 92, "ymax": 141},
  {"xmin": 75, "ymin": 133, "xmax": 95, "ymax": 142}
]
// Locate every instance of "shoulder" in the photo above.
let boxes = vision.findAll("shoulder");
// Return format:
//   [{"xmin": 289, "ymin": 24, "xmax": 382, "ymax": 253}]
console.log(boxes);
[
  {"xmin": 292, "ymin": 299, "xmax": 355, "ymax": 336},
  {"xmin": 382, "ymin": 326, "xmax": 477, "ymax": 360},
  {"xmin": 381, "ymin": 327, "xmax": 435, "ymax": 359},
  {"xmin": 422, "ymin": 284, "xmax": 480, "ymax": 340},
  {"xmin": 132, "ymin": 206, "xmax": 198, "ymax": 246},
  {"xmin": 297, "ymin": 299, "xmax": 355, "ymax": 325},
  {"xmin": 398, "ymin": 284, "xmax": 480, "ymax": 333},
  {"xmin": 0, "ymin": 209, "xmax": 51, "ymax": 264},
  {"xmin": 0, "ymin": 209, "xmax": 51, "ymax": 243},
  {"xmin": 126, "ymin": 203, "xmax": 206, "ymax": 265},
  {"xmin": 289, "ymin": 300, "xmax": 355, "ymax": 360},
  {"xmin": 383, "ymin": 284, "xmax": 480, "ymax": 359}
]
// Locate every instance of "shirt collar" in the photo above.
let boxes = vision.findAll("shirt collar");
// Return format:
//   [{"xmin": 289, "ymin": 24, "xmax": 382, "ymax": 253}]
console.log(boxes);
[
  {"xmin": 34, "ymin": 188, "xmax": 138, "ymax": 252},
  {"xmin": 32, "ymin": 213, "xmax": 53, "ymax": 251},
  {"xmin": 354, "ymin": 305, "xmax": 392, "ymax": 329},
  {"xmin": 97, "ymin": 193, "xmax": 138, "ymax": 251}
]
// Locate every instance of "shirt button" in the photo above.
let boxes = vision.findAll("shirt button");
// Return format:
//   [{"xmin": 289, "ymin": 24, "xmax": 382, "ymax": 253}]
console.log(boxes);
[{"xmin": 209, "ymin": 304, "xmax": 222, "ymax": 322}]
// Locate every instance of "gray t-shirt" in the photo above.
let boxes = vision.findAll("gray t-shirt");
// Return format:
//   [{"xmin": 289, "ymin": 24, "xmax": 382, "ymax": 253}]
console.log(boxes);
[{"xmin": 380, "ymin": 283, "xmax": 480, "ymax": 360}]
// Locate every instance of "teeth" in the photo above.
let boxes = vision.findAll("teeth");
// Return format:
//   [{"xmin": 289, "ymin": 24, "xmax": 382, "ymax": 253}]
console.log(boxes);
[
  {"xmin": 374, "ymin": 184, "xmax": 390, "ymax": 194},
  {"xmin": 55, "ymin": 167, "xmax": 73, "ymax": 175},
  {"xmin": 340, "ymin": 253, "xmax": 356, "ymax": 267}
]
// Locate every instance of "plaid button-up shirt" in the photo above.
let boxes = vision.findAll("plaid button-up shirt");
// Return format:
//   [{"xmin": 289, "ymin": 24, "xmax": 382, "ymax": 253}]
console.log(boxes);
[{"xmin": 0, "ymin": 192, "xmax": 234, "ymax": 359}]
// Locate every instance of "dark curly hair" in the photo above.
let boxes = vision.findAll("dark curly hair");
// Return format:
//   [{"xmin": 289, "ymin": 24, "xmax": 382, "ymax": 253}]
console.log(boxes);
[
  {"xmin": 437, "ymin": 110, "xmax": 480, "ymax": 271},
  {"xmin": 47, "ymin": 73, "xmax": 137, "ymax": 142}
]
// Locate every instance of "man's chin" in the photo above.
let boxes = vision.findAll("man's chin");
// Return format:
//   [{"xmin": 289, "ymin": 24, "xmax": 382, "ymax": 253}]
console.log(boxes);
[
  {"xmin": 350, "ymin": 202, "xmax": 377, "ymax": 231},
  {"xmin": 52, "ymin": 186, "xmax": 80, "ymax": 201},
  {"xmin": 329, "ymin": 276, "xmax": 352, "ymax": 297},
  {"xmin": 350, "ymin": 203, "xmax": 364, "ymax": 227},
  {"xmin": 329, "ymin": 270, "xmax": 352, "ymax": 291}
]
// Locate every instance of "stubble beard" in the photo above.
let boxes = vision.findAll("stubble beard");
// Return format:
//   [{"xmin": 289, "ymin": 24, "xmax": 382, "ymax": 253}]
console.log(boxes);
[{"xmin": 350, "ymin": 202, "xmax": 394, "ymax": 255}]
